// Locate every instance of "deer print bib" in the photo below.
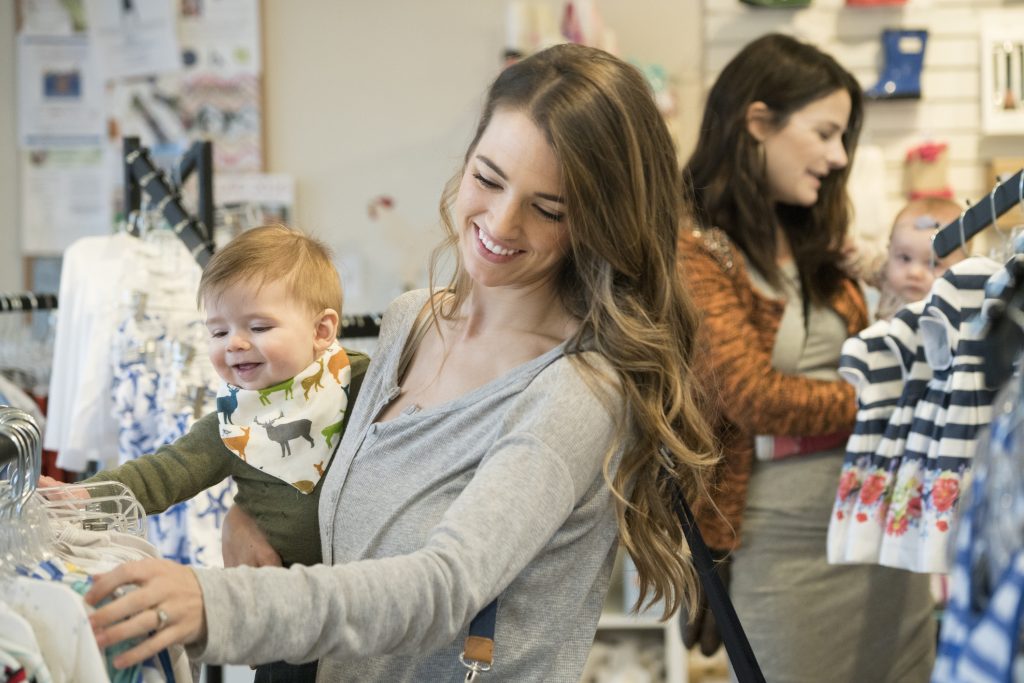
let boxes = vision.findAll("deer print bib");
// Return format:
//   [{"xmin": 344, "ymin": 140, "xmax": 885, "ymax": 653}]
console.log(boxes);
[{"xmin": 216, "ymin": 342, "xmax": 352, "ymax": 493}]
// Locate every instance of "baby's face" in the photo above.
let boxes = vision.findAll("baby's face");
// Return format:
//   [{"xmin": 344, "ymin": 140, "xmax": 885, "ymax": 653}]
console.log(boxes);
[
  {"xmin": 886, "ymin": 224, "xmax": 938, "ymax": 304},
  {"xmin": 204, "ymin": 279, "xmax": 321, "ymax": 390},
  {"xmin": 885, "ymin": 219, "xmax": 966, "ymax": 304}
]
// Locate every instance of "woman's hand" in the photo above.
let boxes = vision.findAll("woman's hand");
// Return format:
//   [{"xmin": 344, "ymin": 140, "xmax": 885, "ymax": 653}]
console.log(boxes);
[
  {"xmin": 86, "ymin": 558, "xmax": 207, "ymax": 669},
  {"xmin": 221, "ymin": 504, "xmax": 282, "ymax": 568},
  {"xmin": 683, "ymin": 550, "xmax": 730, "ymax": 657}
]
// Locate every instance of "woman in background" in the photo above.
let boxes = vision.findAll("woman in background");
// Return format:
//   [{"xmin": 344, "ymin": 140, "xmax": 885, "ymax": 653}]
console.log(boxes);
[{"xmin": 679, "ymin": 33, "xmax": 935, "ymax": 682}]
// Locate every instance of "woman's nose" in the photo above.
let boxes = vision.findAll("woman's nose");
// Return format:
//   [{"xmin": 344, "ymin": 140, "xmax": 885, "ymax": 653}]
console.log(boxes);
[
  {"xmin": 828, "ymin": 139, "xmax": 848, "ymax": 170},
  {"xmin": 489, "ymin": 197, "xmax": 522, "ymax": 240}
]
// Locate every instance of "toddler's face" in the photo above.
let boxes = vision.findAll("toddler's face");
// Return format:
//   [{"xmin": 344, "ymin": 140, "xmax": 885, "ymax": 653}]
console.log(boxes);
[
  {"xmin": 885, "ymin": 219, "xmax": 966, "ymax": 304},
  {"xmin": 886, "ymin": 223, "xmax": 938, "ymax": 304},
  {"xmin": 204, "ymin": 279, "xmax": 323, "ymax": 390}
]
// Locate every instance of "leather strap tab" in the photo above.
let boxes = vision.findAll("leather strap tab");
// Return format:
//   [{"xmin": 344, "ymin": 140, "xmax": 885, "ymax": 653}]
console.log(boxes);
[{"xmin": 463, "ymin": 636, "xmax": 494, "ymax": 665}]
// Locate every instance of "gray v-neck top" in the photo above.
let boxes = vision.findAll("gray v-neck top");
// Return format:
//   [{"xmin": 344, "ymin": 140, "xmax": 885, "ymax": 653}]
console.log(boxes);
[{"xmin": 192, "ymin": 289, "xmax": 623, "ymax": 681}]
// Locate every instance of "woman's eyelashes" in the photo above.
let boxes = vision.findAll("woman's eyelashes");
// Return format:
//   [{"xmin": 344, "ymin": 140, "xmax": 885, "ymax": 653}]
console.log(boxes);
[
  {"xmin": 472, "ymin": 170, "xmax": 564, "ymax": 222},
  {"xmin": 473, "ymin": 172, "xmax": 500, "ymax": 190},
  {"xmin": 536, "ymin": 206, "xmax": 564, "ymax": 222}
]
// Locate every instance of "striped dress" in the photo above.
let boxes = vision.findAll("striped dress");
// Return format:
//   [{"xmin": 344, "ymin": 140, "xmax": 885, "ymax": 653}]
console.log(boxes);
[
  {"xmin": 880, "ymin": 257, "xmax": 1001, "ymax": 573},
  {"xmin": 832, "ymin": 300, "xmax": 932, "ymax": 564},
  {"xmin": 827, "ymin": 318, "xmax": 903, "ymax": 563}
]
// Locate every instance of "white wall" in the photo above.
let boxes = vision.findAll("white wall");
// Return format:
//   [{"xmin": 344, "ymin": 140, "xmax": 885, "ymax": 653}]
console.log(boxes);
[
  {"xmin": 1, "ymin": 1, "xmax": 21, "ymax": 292},
  {"xmin": 261, "ymin": 0, "xmax": 703, "ymax": 314},
  {"xmin": 701, "ymin": 0, "xmax": 1024, "ymax": 244}
]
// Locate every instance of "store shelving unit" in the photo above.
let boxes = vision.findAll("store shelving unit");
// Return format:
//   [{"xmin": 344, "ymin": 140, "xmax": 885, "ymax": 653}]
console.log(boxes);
[{"xmin": 590, "ymin": 549, "xmax": 687, "ymax": 682}]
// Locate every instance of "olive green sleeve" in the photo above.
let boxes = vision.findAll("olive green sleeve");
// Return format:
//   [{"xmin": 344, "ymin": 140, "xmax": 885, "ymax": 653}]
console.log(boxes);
[
  {"xmin": 85, "ymin": 412, "xmax": 234, "ymax": 515},
  {"xmin": 85, "ymin": 349, "xmax": 369, "ymax": 516}
]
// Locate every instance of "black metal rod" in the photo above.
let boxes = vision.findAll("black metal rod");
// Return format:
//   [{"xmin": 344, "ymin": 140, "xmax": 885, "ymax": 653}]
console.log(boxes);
[
  {"xmin": 124, "ymin": 136, "xmax": 142, "ymax": 221},
  {"xmin": 176, "ymin": 141, "xmax": 215, "ymax": 244},
  {"xmin": 340, "ymin": 314, "xmax": 383, "ymax": 338},
  {"xmin": 196, "ymin": 141, "xmax": 215, "ymax": 244},
  {"xmin": 126, "ymin": 146, "xmax": 215, "ymax": 267},
  {"xmin": 0, "ymin": 293, "xmax": 59, "ymax": 312},
  {"xmin": 934, "ymin": 168, "xmax": 1024, "ymax": 257}
]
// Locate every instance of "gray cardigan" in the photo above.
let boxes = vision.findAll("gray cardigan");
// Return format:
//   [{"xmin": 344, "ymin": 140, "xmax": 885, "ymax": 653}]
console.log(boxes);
[{"xmin": 191, "ymin": 290, "xmax": 623, "ymax": 681}]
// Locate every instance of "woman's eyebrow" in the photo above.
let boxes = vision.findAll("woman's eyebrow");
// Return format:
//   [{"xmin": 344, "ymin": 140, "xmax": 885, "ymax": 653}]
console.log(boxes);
[{"xmin": 476, "ymin": 154, "xmax": 565, "ymax": 203}]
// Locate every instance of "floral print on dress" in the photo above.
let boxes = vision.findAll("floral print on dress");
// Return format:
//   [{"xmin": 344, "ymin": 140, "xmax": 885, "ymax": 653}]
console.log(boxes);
[{"xmin": 828, "ymin": 257, "xmax": 1003, "ymax": 573}]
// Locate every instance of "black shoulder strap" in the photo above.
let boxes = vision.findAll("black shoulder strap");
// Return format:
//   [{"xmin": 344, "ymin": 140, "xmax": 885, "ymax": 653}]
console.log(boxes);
[{"xmin": 672, "ymin": 483, "xmax": 767, "ymax": 683}]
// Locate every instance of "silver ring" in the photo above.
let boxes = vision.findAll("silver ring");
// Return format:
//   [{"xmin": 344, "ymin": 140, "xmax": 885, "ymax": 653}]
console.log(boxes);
[{"xmin": 155, "ymin": 607, "xmax": 170, "ymax": 631}]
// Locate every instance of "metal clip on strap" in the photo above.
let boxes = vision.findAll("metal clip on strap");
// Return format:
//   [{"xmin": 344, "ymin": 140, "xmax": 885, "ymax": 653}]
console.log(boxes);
[{"xmin": 459, "ymin": 598, "xmax": 497, "ymax": 680}]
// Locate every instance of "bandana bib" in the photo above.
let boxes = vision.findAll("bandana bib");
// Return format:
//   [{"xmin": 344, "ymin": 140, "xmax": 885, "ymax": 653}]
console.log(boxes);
[{"xmin": 216, "ymin": 342, "xmax": 352, "ymax": 493}]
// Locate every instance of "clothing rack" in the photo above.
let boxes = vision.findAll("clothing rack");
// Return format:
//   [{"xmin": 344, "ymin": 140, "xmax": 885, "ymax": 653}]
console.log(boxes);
[
  {"xmin": 0, "ymin": 406, "xmax": 40, "ymax": 482},
  {"xmin": 933, "ymin": 168, "xmax": 1024, "ymax": 257},
  {"xmin": 982, "ymin": 258, "xmax": 1024, "ymax": 387},
  {"xmin": 341, "ymin": 313, "xmax": 383, "ymax": 338},
  {"xmin": 0, "ymin": 293, "xmax": 381, "ymax": 336},
  {"xmin": 123, "ymin": 136, "xmax": 216, "ymax": 267},
  {"xmin": 0, "ymin": 293, "xmax": 58, "ymax": 312}
]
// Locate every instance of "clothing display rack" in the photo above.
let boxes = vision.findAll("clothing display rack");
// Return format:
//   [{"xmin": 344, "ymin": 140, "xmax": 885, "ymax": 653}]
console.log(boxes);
[
  {"xmin": 341, "ymin": 313, "xmax": 383, "ymax": 338},
  {"xmin": 0, "ymin": 405, "xmax": 27, "ymax": 471},
  {"xmin": 122, "ymin": 136, "xmax": 216, "ymax": 267},
  {"xmin": 0, "ymin": 406, "xmax": 39, "ymax": 489},
  {"xmin": 933, "ymin": 168, "xmax": 1024, "ymax": 258},
  {"xmin": 0, "ymin": 292, "xmax": 381, "ymax": 339},
  {"xmin": 0, "ymin": 293, "xmax": 58, "ymax": 312},
  {"xmin": 982, "ymin": 258, "xmax": 1024, "ymax": 387}
]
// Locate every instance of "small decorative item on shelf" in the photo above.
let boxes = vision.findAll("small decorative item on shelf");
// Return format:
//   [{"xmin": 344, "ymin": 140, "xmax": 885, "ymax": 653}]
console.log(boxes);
[
  {"xmin": 739, "ymin": 0, "xmax": 811, "ymax": 7},
  {"xmin": 904, "ymin": 141, "xmax": 954, "ymax": 200},
  {"xmin": 866, "ymin": 29, "xmax": 928, "ymax": 100}
]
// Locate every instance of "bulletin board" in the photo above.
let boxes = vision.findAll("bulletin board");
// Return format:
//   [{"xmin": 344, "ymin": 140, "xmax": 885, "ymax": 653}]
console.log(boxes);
[{"xmin": 15, "ymin": 0, "xmax": 264, "ymax": 255}]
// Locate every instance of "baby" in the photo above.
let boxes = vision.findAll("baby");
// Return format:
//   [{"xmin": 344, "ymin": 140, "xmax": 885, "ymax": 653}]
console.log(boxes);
[
  {"xmin": 875, "ymin": 197, "xmax": 967, "ymax": 320},
  {"xmin": 40, "ymin": 225, "xmax": 367, "ymax": 680}
]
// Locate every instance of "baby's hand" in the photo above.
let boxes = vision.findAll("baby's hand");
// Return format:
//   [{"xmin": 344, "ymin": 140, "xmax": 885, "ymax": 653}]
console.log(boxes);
[{"xmin": 37, "ymin": 475, "xmax": 91, "ymax": 501}]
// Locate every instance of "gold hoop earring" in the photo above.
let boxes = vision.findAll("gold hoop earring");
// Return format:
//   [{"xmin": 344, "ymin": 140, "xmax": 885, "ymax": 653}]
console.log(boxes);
[{"xmin": 756, "ymin": 142, "xmax": 767, "ymax": 174}]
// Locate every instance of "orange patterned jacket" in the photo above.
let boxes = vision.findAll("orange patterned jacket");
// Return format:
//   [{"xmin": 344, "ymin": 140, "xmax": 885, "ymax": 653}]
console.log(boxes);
[{"xmin": 677, "ymin": 227, "xmax": 869, "ymax": 551}]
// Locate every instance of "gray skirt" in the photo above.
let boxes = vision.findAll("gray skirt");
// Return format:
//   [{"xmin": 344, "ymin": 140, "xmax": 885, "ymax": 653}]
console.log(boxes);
[{"xmin": 729, "ymin": 449, "xmax": 936, "ymax": 683}]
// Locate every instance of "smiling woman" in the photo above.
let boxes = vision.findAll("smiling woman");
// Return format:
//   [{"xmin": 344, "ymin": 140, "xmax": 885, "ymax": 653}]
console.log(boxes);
[
  {"xmin": 80, "ymin": 42, "xmax": 717, "ymax": 683},
  {"xmin": 454, "ymin": 109, "xmax": 570, "ymax": 290}
]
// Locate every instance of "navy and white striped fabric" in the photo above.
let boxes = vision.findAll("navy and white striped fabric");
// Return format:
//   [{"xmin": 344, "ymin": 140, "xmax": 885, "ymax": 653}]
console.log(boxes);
[
  {"xmin": 828, "ymin": 301, "xmax": 931, "ymax": 564},
  {"xmin": 828, "ymin": 319, "xmax": 903, "ymax": 563},
  {"xmin": 880, "ymin": 257, "xmax": 1001, "ymax": 573},
  {"xmin": 828, "ymin": 257, "xmax": 1006, "ymax": 572}
]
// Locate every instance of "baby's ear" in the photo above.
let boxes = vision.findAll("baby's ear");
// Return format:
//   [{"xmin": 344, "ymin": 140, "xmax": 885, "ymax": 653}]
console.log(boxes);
[{"xmin": 314, "ymin": 308, "xmax": 340, "ymax": 349}]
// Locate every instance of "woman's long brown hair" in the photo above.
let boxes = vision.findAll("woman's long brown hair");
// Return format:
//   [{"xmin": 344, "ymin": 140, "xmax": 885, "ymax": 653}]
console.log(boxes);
[{"xmin": 430, "ymin": 43, "xmax": 718, "ymax": 617}]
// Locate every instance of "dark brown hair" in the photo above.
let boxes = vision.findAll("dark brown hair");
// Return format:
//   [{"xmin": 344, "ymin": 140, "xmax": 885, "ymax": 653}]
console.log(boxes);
[{"xmin": 684, "ymin": 33, "xmax": 864, "ymax": 304}]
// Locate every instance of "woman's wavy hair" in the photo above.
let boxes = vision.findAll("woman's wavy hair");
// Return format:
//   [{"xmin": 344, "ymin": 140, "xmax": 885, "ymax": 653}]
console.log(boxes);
[
  {"xmin": 429, "ymin": 43, "xmax": 717, "ymax": 617},
  {"xmin": 684, "ymin": 33, "xmax": 864, "ymax": 304}
]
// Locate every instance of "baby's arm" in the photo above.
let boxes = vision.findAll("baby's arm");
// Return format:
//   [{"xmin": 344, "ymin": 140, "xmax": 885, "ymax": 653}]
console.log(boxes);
[
  {"xmin": 82, "ymin": 413, "xmax": 233, "ymax": 515},
  {"xmin": 37, "ymin": 474, "xmax": 90, "ymax": 500}
]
